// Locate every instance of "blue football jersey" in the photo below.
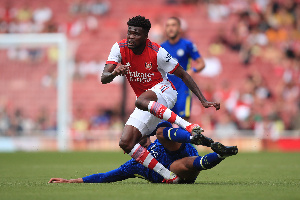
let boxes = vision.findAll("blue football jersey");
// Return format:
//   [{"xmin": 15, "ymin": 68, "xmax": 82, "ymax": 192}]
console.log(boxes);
[{"xmin": 161, "ymin": 38, "xmax": 201, "ymax": 90}]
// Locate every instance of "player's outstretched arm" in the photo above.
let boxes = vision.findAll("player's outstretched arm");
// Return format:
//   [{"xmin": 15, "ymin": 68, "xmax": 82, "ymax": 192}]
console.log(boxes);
[
  {"xmin": 48, "ymin": 178, "xmax": 84, "ymax": 183},
  {"xmin": 101, "ymin": 64, "xmax": 129, "ymax": 84},
  {"xmin": 173, "ymin": 65, "xmax": 220, "ymax": 110}
]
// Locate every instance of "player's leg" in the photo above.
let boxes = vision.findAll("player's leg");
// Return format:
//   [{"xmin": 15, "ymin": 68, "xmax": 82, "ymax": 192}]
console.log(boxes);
[
  {"xmin": 134, "ymin": 83, "xmax": 202, "ymax": 135},
  {"xmin": 156, "ymin": 125, "xmax": 214, "ymax": 147},
  {"xmin": 169, "ymin": 152, "xmax": 224, "ymax": 183},
  {"xmin": 156, "ymin": 128, "xmax": 237, "ymax": 183},
  {"xmin": 170, "ymin": 145, "xmax": 238, "ymax": 183},
  {"xmin": 121, "ymin": 109, "xmax": 179, "ymax": 183}
]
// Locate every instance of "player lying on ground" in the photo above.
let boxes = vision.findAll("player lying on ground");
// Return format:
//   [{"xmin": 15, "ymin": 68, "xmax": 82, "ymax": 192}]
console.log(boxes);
[
  {"xmin": 49, "ymin": 122, "xmax": 238, "ymax": 184},
  {"xmin": 101, "ymin": 15, "xmax": 220, "ymax": 183}
]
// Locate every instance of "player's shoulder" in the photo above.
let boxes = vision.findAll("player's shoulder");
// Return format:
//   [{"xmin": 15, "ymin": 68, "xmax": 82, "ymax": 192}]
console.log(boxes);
[
  {"xmin": 160, "ymin": 40, "xmax": 169, "ymax": 47},
  {"xmin": 180, "ymin": 38, "xmax": 194, "ymax": 46},
  {"xmin": 117, "ymin": 39, "xmax": 128, "ymax": 48},
  {"xmin": 147, "ymin": 39, "xmax": 161, "ymax": 53}
]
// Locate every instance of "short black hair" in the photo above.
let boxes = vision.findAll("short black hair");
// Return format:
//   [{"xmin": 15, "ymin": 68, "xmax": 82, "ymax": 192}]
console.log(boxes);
[
  {"xmin": 168, "ymin": 16, "xmax": 181, "ymax": 26},
  {"xmin": 127, "ymin": 15, "xmax": 151, "ymax": 33}
]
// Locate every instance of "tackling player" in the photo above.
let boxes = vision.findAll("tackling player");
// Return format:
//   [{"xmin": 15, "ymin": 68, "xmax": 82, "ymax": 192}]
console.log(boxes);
[
  {"xmin": 49, "ymin": 123, "xmax": 238, "ymax": 184},
  {"xmin": 101, "ymin": 15, "xmax": 220, "ymax": 183},
  {"xmin": 161, "ymin": 17, "xmax": 205, "ymax": 120}
]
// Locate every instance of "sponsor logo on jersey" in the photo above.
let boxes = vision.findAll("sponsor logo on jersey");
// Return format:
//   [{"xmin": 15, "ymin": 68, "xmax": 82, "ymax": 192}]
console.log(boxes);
[
  {"xmin": 160, "ymin": 85, "xmax": 169, "ymax": 93},
  {"xmin": 126, "ymin": 62, "xmax": 131, "ymax": 67},
  {"xmin": 177, "ymin": 49, "xmax": 184, "ymax": 57},
  {"xmin": 127, "ymin": 70, "xmax": 155, "ymax": 83},
  {"xmin": 145, "ymin": 62, "xmax": 152, "ymax": 70}
]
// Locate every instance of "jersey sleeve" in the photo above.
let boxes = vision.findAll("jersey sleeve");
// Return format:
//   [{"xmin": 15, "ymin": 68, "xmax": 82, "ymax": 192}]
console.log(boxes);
[
  {"xmin": 157, "ymin": 47, "xmax": 179, "ymax": 74},
  {"xmin": 106, "ymin": 42, "xmax": 121, "ymax": 65},
  {"xmin": 187, "ymin": 41, "xmax": 201, "ymax": 60}
]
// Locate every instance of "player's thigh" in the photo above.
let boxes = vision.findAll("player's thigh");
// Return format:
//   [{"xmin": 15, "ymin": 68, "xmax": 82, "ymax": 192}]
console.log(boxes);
[
  {"xmin": 170, "ymin": 157, "xmax": 200, "ymax": 183},
  {"xmin": 126, "ymin": 107, "xmax": 161, "ymax": 136},
  {"xmin": 150, "ymin": 81, "xmax": 177, "ymax": 109}
]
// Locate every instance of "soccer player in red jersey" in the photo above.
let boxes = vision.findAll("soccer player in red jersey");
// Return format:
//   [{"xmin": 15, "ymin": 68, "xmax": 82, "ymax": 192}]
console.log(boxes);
[{"xmin": 101, "ymin": 16, "xmax": 220, "ymax": 183}]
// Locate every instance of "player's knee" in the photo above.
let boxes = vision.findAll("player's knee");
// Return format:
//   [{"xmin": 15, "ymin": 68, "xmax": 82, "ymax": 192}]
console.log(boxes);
[
  {"xmin": 119, "ymin": 138, "xmax": 134, "ymax": 153},
  {"xmin": 135, "ymin": 98, "xmax": 148, "ymax": 111}
]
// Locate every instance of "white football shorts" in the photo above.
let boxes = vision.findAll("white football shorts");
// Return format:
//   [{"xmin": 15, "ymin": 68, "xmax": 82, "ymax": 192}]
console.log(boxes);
[{"xmin": 126, "ymin": 80, "xmax": 177, "ymax": 136}]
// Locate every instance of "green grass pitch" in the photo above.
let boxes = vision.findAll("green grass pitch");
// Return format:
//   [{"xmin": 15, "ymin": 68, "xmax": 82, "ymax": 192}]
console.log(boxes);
[{"xmin": 0, "ymin": 151, "xmax": 299, "ymax": 200}]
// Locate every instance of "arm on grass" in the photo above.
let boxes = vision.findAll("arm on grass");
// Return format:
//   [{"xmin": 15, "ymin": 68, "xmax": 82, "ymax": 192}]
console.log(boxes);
[
  {"xmin": 48, "ymin": 161, "xmax": 136, "ymax": 184},
  {"xmin": 48, "ymin": 178, "xmax": 83, "ymax": 183}
]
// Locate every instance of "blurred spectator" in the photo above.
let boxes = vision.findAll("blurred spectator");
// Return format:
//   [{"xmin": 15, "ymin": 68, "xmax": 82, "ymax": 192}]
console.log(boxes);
[
  {"xmin": 89, "ymin": 0, "xmax": 110, "ymax": 16},
  {"xmin": 207, "ymin": 0, "xmax": 230, "ymax": 22},
  {"xmin": 90, "ymin": 108, "xmax": 113, "ymax": 129},
  {"xmin": 9, "ymin": 109, "xmax": 25, "ymax": 136},
  {"xmin": 33, "ymin": 6, "xmax": 52, "ymax": 26},
  {"xmin": 35, "ymin": 107, "xmax": 50, "ymax": 131},
  {"xmin": 0, "ymin": 2, "xmax": 16, "ymax": 23},
  {"xmin": 201, "ymin": 52, "xmax": 222, "ymax": 77},
  {"xmin": 215, "ymin": 111, "xmax": 238, "ymax": 138},
  {"xmin": 0, "ymin": 108, "xmax": 10, "ymax": 135},
  {"xmin": 85, "ymin": 15, "xmax": 98, "ymax": 33},
  {"xmin": 47, "ymin": 46, "xmax": 59, "ymax": 63},
  {"xmin": 69, "ymin": 0, "xmax": 85, "ymax": 15},
  {"xmin": 69, "ymin": 0, "xmax": 110, "ymax": 16},
  {"xmin": 41, "ymin": 69, "xmax": 57, "ymax": 88},
  {"xmin": 16, "ymin": 5, "xmax": 32, "ymax": 22},
  {"xmin": 149, "ymin": 17, "xmax": 164, "ymax": 44}
]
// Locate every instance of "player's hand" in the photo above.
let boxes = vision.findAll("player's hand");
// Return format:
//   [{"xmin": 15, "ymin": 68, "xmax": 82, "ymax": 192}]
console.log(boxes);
[
  {"xmin": 48, "ymin": 178, "xmax": 70, "ymax": 183},
  {"xmin": 202, "ymin": 102, "xmax": 220, "ymax": 110},
  {"xmin": 48, "ymin": 178, "xmax": 84, "ymax": 183},
  {"xmin": 112, "ymin": 65, "xmax": 129, "ymax": 76}
]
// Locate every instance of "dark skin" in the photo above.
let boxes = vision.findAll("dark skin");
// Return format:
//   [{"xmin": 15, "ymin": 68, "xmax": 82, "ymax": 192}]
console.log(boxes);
[{"xmin": 101, "ymin": 25, "xmax": 220, "ymax": 153}]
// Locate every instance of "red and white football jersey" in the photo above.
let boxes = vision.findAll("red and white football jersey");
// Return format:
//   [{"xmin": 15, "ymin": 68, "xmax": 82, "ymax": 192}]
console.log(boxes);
[{"xmin": 106, "ymin": 39, "xmax": 179, "ymax": 97}]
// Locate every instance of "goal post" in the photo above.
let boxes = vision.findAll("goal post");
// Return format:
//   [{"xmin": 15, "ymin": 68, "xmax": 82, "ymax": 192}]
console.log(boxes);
[{"xmin": 0, "ymin": 33, "xmax": 70, "ymax": 151}]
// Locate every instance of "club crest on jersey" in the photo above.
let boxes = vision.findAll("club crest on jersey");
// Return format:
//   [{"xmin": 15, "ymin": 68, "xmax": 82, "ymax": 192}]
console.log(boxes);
[{"xmin": 145, "ymin": 62, "xmax": 152, "ymax": 70}]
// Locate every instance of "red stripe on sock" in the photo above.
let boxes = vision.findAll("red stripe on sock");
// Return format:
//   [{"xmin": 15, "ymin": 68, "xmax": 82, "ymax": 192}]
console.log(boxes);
[
  {"xmin": 157, "ymin": 105, "xmax": 167, "ymax": 119},
  {"xmin": 137, "ymin": 150, "xmax": 149, "ymax": 164},
  {"xmin": 148, "ymin": 158, "xmax": 158, "ymax": 170},
  {"xmin": 168, "ymin": 112, "xmax": 177, "ymax": 123},
  {"xmin": 132, "ymin": 145, "xmax": 145, "ymax": 160},
  {"xmin": 150, "ymin": 102, "xmax": 168, "ymax": 120}
]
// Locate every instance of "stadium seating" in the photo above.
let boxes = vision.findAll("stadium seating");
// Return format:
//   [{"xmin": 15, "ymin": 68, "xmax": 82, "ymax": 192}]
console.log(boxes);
[{"xmin": 0, "ymin": 0, "xmax": 288, "ymax": 126}]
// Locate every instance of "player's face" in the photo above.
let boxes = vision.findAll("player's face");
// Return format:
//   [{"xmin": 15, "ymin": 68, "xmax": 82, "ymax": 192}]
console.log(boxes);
[
  {"xmin": 165, "ymin": 19, "xmax": 180, "ymax": 40},
  {"xmin": 127, "ymin": 26, "xmax": 147, "ymax": 49}
]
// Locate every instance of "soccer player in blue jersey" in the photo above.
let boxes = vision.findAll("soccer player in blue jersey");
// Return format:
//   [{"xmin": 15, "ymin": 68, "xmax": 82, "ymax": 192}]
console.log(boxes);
[
  {"xmin": 49, "ymin": 122, "xmax": 238, "ymax": 184},
  {"xmin": 161, "ymin": 17, "xmax": 205, "ymax": 120}
]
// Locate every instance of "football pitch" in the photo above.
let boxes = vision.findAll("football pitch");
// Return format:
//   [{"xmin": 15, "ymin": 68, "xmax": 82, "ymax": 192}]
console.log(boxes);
[{"xmin": 0, "ymin": 151, "xmax": 299, "ymax": 200}]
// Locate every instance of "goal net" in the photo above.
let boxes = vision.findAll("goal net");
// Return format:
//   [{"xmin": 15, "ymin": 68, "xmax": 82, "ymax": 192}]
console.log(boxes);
[{"xmin": 0, "ymin": 33, "xmax": 70, "ymax": 151}]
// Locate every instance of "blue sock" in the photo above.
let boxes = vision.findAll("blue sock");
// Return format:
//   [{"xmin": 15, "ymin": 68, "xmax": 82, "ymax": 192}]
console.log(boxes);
[
  {"xmin": 162, "ymin": 127, "xmax": 191, "ymax": 143},
  {"xmin": 193, "ymin": 152, "xmax": 223, "ymax": 171}
]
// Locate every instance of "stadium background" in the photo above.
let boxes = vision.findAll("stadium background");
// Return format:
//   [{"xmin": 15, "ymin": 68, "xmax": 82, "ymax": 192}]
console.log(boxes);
[{"xmin": 0, "ymin": 0, "xmax": 299, "ymax": 152}]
